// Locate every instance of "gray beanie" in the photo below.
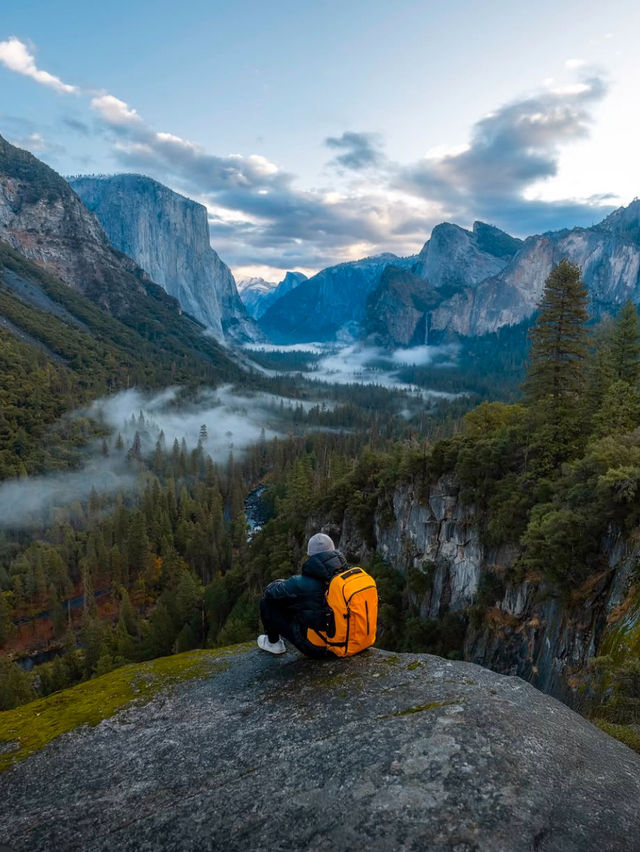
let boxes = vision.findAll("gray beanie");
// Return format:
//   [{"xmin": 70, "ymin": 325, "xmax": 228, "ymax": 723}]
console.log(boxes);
[{"xmin": 307, "ymin": 532, "xmax": 335, "ymax": 556}]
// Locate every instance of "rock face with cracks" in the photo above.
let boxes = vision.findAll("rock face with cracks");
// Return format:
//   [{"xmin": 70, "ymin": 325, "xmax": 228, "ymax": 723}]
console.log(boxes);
[
  {"xmin": 2, "ymin": 645, "xmax": 640, "ymax": 851},
  {"xmin": 69, "ymin": 174, "xmax": 259, "ymax": 343}
]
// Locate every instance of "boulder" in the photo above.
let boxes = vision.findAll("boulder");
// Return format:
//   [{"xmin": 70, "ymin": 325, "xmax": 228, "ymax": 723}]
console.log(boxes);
[{"xmin": 1, "ymin": 646, "xmax": 639, "ymax": 851}]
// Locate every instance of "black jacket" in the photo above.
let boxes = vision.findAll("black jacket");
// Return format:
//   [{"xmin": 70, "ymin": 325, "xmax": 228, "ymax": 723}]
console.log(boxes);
[{"xmin": 263, "ymin": 549, "xmax": 347, "ymax": 631}]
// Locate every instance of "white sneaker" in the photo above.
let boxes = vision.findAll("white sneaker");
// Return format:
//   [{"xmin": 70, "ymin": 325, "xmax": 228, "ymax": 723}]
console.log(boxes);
[{"xmin": 257, "ymin": 634, "xmax": 286, "ymax": 655}]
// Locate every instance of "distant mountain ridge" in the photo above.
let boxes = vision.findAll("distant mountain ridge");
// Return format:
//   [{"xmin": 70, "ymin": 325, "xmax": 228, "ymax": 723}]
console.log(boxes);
[
  {"xmin": 426, "ymin": 201, "xmax": 640, "ymax": 342},
  {"xmin": 259, "ymin": 205, "xmax": 640, "ymax": 346},
  {"xmin": 69, "ymin": 174, "xmax": 260, "ymax": 343},
  {"xmin": 257, "ymin": 224, "xmax": 518, "ymax": 344},
  {"xmin": 259, "ymin": 253, "xmax": 414, "ymax": 343},
  {"xmin": 239, "ymin": 270, "xmax": 307, "ymax": 319}
]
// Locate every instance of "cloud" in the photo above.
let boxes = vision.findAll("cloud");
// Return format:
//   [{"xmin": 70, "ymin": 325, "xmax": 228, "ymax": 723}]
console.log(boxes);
[
  {"xmin": 13, "ymin": 131, "xmax": 47, "ymax": 152},
  {"xmin": 90, "ymin": 94, "xmax": 141, "ymax": 127},
  {"xmin": 244, "ymin": 342, "xmax": 327, "ymax": 354},
  {"xmin": 3, "ymin": 129, "xmax": 66, "ymax": 158},
  {"xmin": 0, "ymin": 36, "xmax": 618, "ymax": 270},
  {"xmin": 88, "ymin": 70, "xmax": 613, "ymax": 265},
  {"xmin": 0, "ymin": 36, "xmax": 77, "ymax": 94},
  {"xmin": 0, "ymin": 458, "xmax": 135, "ymax": 529},
  {"xmin": 97, "ymin": 106, "xmax": 433, "ymax": 267},
  {"xmin": 390, "ymin": 344, "xmax": 458, "ymax": 367},
  {"xmin": 397, "ymin": 74, "xmax": 611, "ymax": 234},
  {"xmin": 325, "ymin": 131, "xmax": 384, "ymax": 170}
]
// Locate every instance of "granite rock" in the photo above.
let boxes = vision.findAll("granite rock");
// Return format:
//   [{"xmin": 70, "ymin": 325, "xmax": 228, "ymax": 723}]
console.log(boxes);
[
  {"xmin": 70, "ymin": 174, "xmax": 259, "ymax": 343},
  {"xmin": 2, "ymin": 646, "xmax": 640, "ymax": 851}
]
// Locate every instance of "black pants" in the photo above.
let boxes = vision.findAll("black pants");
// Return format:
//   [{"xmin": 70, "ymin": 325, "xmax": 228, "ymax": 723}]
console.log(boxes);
[{"xmin": 260, "ymin": 597, "xmax": 333, "ymax": 660}]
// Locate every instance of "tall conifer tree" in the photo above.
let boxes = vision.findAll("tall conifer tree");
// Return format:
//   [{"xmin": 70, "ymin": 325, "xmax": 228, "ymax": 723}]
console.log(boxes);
[
  {"xmin": 524, "ymin": 259, "xmax": 590, "ymax": 465},
  {"xmin": 610, "ymin": 300, "xmax": 640, "ymax": 385},
  {"xmin": 525, "ymin": 259, "xmax": 590, "ymax": 406}
]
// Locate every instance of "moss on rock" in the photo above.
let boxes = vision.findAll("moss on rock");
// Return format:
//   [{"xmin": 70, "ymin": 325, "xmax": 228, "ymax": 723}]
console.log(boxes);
[
  {"xmin": 0, "ymin": 646, "xmax": 240, "ymax": 772},
  {"xmin": 593, "ymin": 720, "xmax": 640, "ymax": 755}
]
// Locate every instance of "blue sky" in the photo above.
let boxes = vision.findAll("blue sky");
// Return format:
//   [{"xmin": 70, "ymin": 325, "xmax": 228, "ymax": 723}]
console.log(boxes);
[{"xmin": 2, "ymin": 0, "xmax": 639, "ymax": 279}]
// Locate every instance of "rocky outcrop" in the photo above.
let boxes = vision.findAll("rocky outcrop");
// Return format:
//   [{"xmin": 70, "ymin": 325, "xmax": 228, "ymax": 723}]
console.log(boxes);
[
  {"xmin": 2, "ymin": 645, "xmax": 640, "ymax": 851},
  {"xmin": 424, "ymin": 205, "xmax": 640, "ymax": 340},
  {"xmin": 413, "ymin": 221, "xmax": 521, "ymax": 289},
  {"xmin": 0, "ymin": 135, "xmax": 158, "ymax": 315},
  {"xmin": 239, "ymin": 270, "xmax": 307, "ymax": 320},
  {"xmin": 69, "ymin": 174, "xmax": 259, "ymax": 343},
  {"xmin": 317, "ymin": 475, "xmax": 640, "ymax": 709},
  {"xmin": 364, "ymin": 266, "xmax": 432, "ymax": 346}
]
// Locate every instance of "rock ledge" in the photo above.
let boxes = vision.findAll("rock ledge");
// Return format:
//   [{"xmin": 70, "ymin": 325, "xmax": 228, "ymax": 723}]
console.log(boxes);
[{"xmin": 1, "ymin": 646, "xmax": 639, "ymax": 851}]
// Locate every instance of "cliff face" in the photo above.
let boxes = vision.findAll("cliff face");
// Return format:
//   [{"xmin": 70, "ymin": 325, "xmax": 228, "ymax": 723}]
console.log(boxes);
[
  {"xmin": 69, "ymin": 174, "xmax": 260, "ymax": 343},
  {"xmin": 321, "ymin": 475, "xmax": 640, "ymax": 709},
  {"xmin": 0, "ymin": 136, "xmax": 238, "ymax": 388},
  {"xmin": 430, "ymin": 221, "xmax": 640, "ymax": 339},
  {"xmin": 3, "ymin": 645, "xmax": 640, "ymax": 851},
  {"xmin": 0, "ymin": 135, "xmax": 156, "ymax": 315},
  {"xmin": 422, "ymin": 205, "xmax": 640, "ymax": 341},
  {"xmin": 364, "ymin": 267, "xmax": 432, "ymax": 346},
  {"xmin": 370, "ymin": 209, "xmax": 640, "ymax": 345},
  {"xmin": 413, "ymin": 221, "xmax": 521, "ymax": 290}
]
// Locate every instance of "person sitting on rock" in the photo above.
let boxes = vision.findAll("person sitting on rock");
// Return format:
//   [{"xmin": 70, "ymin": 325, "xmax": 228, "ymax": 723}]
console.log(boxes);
[{"xmin": 257, "ymin": 532, "xmax": 346, "ymax": 658}]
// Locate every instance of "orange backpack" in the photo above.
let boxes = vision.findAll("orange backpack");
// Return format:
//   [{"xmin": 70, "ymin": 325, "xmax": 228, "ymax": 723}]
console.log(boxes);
[{"xmin": 307, "ymin": 567, "xmax": 378, "ymax": 657}]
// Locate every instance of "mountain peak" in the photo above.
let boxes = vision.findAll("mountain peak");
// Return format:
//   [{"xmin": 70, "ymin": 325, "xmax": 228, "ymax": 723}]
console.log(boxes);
[
  {"xmin": 599, "ymin": 197, "xmax": 640, "ymax": 242},
  {"xmin": 69, "ymin": 174, "xmax": 260, "ymax": 343},
  {"xmin": 238, "ymin": 276, "xmax": 275, "ymax": 293},
  {"xmin": 239, "ymin": 270, "xmax": 306, "ymax": 320}
]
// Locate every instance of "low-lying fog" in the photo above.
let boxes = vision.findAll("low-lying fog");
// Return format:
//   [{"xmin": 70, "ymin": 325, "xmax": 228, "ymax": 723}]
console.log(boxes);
[
  {"xmin": 0, "ymin": 386, "xmax": 327, "ymax": 529},
  {"xmin": 243, "ymin": 341, "xmax": 459, "ymax": 391},
  {"xmin": 0, "ymin": 342, "xmax": 462, "ymax": 528}
]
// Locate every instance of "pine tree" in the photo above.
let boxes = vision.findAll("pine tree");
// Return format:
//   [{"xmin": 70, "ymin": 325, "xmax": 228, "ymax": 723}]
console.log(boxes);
[
  {"xmin": 592, "ymin": 379, "xmax": 640, "ymax": 436},
  {"xmin": 0, "ymin": 659, "xmax": 35, "ymax": 711},
  {"xmin": 81, "ymin": 614, "xmax": 106, "ymax": 675},
  {"xmin": 525, "ymin": 260, "xmax": 590, "ymax": 407},
  {"xmin": 610, "ymin": 300, "xmax": 640, "ymax": 385},
  {"xmin": 118, "ymin": 587, "xmax": 138, "ymax": 636},
  {"xmin": 127, "ymin": 511, "xmax": 150, "ymax": 576},
  {"xmin": 145, "ymin": 603, "xmax": 176, "ymax": 657},
  {"xmin": 524, "ymin": 259, "xmax": 591, "ymax": 466},
  {"xmin": 175, "ymin": 570, "xmax": 201, "ymax": 626},
  {"xmin": 583, "ymin": 317, "xmax": 615, "ymax": 427},
  {"xmin": 175, "ymin": 622, "xmax": 197, "ymax": 653}
]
